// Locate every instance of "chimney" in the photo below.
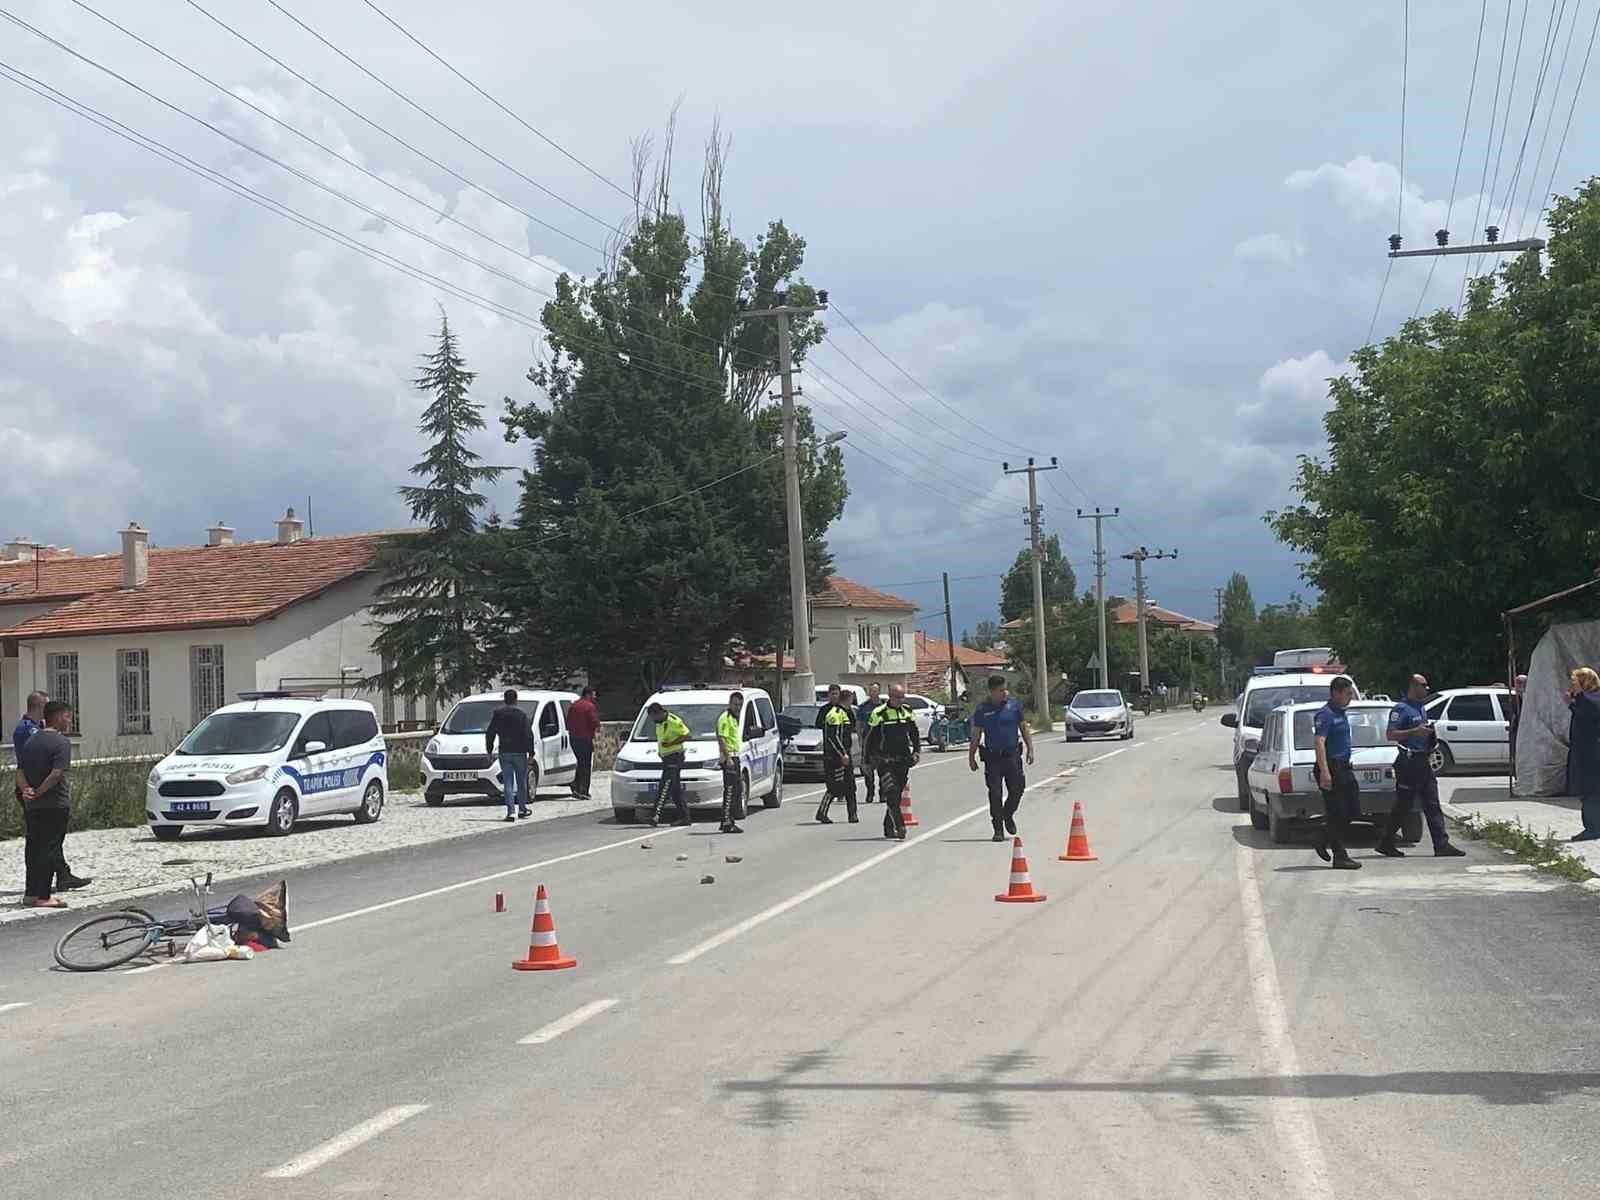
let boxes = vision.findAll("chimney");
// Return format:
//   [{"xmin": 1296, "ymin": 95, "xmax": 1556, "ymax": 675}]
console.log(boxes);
[
  {"xmin": 207, "ymin": 521, "xmax": 235, "ymax": 547},
  {"xmin": 276, "ymin": 507, "xmax": 304, "ymax": 545},
  {"xmin": 120, "ymin": 522, "xmax": 149, "ymax": 589},
  {"xmin": 3, "ymin": 537, "xmax": 34, "ymax": 562}
]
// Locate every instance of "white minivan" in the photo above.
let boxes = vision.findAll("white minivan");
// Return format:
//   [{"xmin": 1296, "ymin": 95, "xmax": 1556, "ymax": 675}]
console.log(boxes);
[
  {"xmin": 422, "ymin": 690, "xmax": 580, "ymax": 806},
  {"xmin": 611, "ymin": 686, "xmax": 783, "ymax": 822},
  {"xmin": 147, "ymin": 694, "xmax": 388, "ymax": 839}
]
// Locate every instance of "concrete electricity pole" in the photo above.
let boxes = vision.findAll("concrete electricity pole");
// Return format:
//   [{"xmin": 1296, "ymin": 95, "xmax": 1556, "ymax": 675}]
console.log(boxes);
[
  {"xmin": 1214, "ymin": 586, "xmax": 1226, "ymax": 696},
  {"xmin": 1004, "ymin": 456, "xmax": 1059, "ymax": 730},
  {"xmin": 1120, "ymin": 545, "xmax": 1178, "ymax": 690},
  {"xmin": 943, "ymin": 572, "xmax": 960, "ymax": 703},
  {"xmin": 737, "ymin": 288, "xmax": 829, "ymax": 704},
  {"xmin": 1076, "ymin": 506, "xmax": 1118, "ymax": 689}
]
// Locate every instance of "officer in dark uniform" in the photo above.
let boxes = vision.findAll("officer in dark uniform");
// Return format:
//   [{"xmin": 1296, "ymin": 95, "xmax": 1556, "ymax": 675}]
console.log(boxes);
[
  {"xmin": 856, "ymin": 683, "xmax": 885, "ymax": 803},
  {"xmin": 814, "ymin": 683, "xmax": 858, "ymax": 824},
  {"xmin": 1380, "ymin": 673, "xmax": 1465, "ymax": 857},
  {"xmin": 865, "ymin": 684, "xmax": 919, "ymax": 840},
  {"xmin": 1312, "ymin": 676, "xmax": 1361, "ymax": 870},
  {"xmin": 969, "ymin": 674, "xmax": 1035, "ymax": 842}
]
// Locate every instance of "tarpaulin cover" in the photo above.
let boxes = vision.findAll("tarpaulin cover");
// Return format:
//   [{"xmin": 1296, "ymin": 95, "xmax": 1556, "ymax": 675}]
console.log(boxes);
[{"xmin": 1514, "ymin": 620, "xmax": 1600, "ymax": 796}]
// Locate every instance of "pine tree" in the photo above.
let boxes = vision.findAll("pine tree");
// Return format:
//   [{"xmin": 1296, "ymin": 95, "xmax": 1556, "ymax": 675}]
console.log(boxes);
[{"xmin": 370, "ymin": 315, "xmax": 504, "ymax": 703}]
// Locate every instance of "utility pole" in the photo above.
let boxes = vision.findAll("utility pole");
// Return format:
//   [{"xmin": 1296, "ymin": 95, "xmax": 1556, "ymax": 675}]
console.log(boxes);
[
  {"xmin": 1076, "ymin": 507, "xmax": 1118, "ymax": 689},
  {"xmin": 943, "ymin": 572, "xmax": 960, "ymax": 704},
  {"xmin": 1003, "ymin": 456, "xmax": 1058, "ymax": 730},
  {"xmin": 737, "ymin": 288, "xmax": 829, "ymax": 705},
  {"xmin": 1120, "ymin": 545, "xmax": 1178, "ymax": 691},
  {"xmin": 1214, "ymin": 586, "xmax": 1226, "ymax": 697}
]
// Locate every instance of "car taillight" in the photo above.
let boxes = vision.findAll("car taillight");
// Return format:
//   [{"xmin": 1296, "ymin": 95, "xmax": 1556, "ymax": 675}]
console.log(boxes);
[{"xmin": 1278, "ymin": 768, "xmax": 1294, "ymax": 794}]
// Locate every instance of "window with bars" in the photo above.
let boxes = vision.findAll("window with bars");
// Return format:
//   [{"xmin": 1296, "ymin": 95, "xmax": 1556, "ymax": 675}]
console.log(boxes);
[
  {"xmin": 116, "ymin": 649, "xmax": 151, "ymax": 735},
  {"xmin": 190, "ymin": 645, "xmax": 225, "ymax": 726},
  {"xmin": 856, "ymin": 623, "xmax": 872, "ymax": 652},
  {"xmin": 889, "ymin": 624, "xmax": 903, "ymax": 653},
  {"xmin": 45, "ymin": 652, "xmax": 80, "ymax": 734}
]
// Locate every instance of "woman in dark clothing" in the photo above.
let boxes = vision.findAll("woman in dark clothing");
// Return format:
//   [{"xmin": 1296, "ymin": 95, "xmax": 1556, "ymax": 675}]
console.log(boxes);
[{"xmin": 1566, "ymin": 667, "xmax": 1600, "ymax": 841}]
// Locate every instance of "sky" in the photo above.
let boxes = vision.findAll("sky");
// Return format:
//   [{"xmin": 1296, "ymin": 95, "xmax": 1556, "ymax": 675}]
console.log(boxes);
[{"xmin": 1, "ymin": 0, "xmax": 1595, "ymax": 646}]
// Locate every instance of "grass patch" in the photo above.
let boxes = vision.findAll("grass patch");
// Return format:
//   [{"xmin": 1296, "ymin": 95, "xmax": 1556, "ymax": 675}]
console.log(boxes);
[
  {"xmin": 387, "ymin": 742, "xmax": 423, "ymax": 792},
  {"xmin": 0, "ymin": 758, "xmax": 155, "ymax": 839},
  {"xmin": 1457, "ymin": 815, "xmax": 1597, "ymax": 883}
]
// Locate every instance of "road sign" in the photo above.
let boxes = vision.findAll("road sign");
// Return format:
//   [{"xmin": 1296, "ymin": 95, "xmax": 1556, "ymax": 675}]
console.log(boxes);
[{"xmin": 1086, "ymin": 652, "xmax": 1100, "ymax": 670}]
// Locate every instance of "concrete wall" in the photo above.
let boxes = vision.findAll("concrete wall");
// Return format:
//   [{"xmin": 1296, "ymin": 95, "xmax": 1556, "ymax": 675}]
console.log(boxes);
[
  {"xmin": 811, "ymin": 606, "xmax": 915, "ymax": 688},
  {"xmin": 254, "ymin": 575, "xmax": 384, "ymax": 705}
]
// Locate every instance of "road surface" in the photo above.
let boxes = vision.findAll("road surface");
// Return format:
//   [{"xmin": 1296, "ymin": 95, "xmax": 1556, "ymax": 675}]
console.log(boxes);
[{"xmin": 3, "ymin": 710, "xmax": 1597, "ymax": 1198}]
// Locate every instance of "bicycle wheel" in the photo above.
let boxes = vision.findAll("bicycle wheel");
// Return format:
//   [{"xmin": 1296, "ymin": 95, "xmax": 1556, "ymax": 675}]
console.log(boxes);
[{"xmin": 53, "ymin": 911, "xmax": 159, "ymax": 971}]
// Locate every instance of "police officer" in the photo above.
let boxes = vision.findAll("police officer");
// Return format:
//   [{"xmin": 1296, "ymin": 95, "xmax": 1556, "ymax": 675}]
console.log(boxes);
[
  {"xmin": 1380, "ymin": 673, "xmax": 1465, "ymax": 857},
  {"xmin": 716, "ymin": 692, "xmax": 746, "ymax": 835},
  {"xmin": 646, "ymin": 701, "xmax": 693, "ymax": 827},
  {"xmin": 969, "ymin": 674, "xmax": 1035, "ymax": 842},
  {"xmin": 856, "ymin": 683, "xmax": 885, "ymax": 803},
  {"xmin": 865, "ymin": 684, "xmax": 920, "ymax": 839},
  {"xmin": 1312, "ymin": 676, "xmax": 1361, "ymax": 870},
  {"xmin": 815, "ymin": 683, "xmax": 858, "ymax": 824}
]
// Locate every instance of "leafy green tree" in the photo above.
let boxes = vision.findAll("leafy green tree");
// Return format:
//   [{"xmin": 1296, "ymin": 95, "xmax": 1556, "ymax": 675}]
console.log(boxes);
[
  {"xmin": 1250, "ymin": 596, "xmax": 1324, "ymax": 665},
  {"xmin": 999, "ymin": 534, "xmax": 1078, "ymax": 623},
  {"xmin": 370, "ymin": 315, "xmax": 504, "ymax": 702},
  {"xmin": 964, "ymin": 619, "xmax": 1001, "ymax": 650},
  {"xmin": 1218, "ymin": 572, "xmax": 1256, "ymax": 664},
  {"xmin": 1269, "ymin": 181, "xmax": 1600, "ymax": 686},
  {"xmin": 496, "ymin": 129, "xmax": 847, "ymax": 702}
]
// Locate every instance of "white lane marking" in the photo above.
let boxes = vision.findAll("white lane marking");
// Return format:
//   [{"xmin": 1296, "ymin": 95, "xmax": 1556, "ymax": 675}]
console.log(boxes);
[
  {"xmin": 123, "ymin": 961, "xmax": 170, "ymax": 976},
  {"xmin": 0, "ymin": 1002, "xmax": 31, "ymax": 1015},
  {"xmin": 263, "ymin": 1105, "xmax": 429, "ymax": 1179},
  {"xmin": 518, "ymin": 997, "xmax": 619, "ymax": 1045},
  {"xmin": 1233, "ymin": 844, "xmax": 1333, "ymax": 1200},
  {"xmin": 1084, "ymin": 747, "xmax": 1128, "ymax": 765},
  {"xmin": 668, "ymin": 803, "xmax": 990, "ymax": 965}
]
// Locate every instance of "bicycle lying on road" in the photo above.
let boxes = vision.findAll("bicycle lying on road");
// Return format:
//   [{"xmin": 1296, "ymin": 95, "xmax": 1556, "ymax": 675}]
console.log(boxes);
[{"xmin": 53, "ymin": 873, "xmax": 224, "ymax": 972}]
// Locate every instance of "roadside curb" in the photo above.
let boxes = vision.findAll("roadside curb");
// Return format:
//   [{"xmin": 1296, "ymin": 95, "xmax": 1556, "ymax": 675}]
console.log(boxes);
[{"xmin": 1441, "ymin": 800, "xmax": 1600, "ymax": 893}]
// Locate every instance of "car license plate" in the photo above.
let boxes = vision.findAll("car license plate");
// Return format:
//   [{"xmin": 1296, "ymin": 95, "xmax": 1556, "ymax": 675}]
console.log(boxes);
[
  {"xmin": 443, "ymin": 771, "xmax": 477, "ymax": 782},
  {"xmin": 171, "ymin": 801, "xmax": 211, "ymax": 813},
  {"xmin": 1360, "ymin": 769, "xmax": 1383, "ymax": 786}
]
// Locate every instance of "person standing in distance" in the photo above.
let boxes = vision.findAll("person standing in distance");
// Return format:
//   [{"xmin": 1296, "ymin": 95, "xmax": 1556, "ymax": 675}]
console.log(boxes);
[
  {"xmin": 716, "ymin": 692, "xmax": 746, "ymax": 835},
  {"xmin": 14, "ymin": 690, "xmax": 87, "ymax": 894},
  {"xmin": 856, "ymin": 683, "xmax": 885, "ymax": 803},
  {"xmin": 1566, "ymin": 667, "xmax": 1600, "ymax": 842},
  {"xmin": 567, "ymin": 686, "xmax": 600, "ymax": 801},
  {"xmin": 815, "ymin": 683, "xmax": 858, "ymax": 825},
  {"xmin": 484, "ymin": 690, "xmax": 533, "ymax": 823},
  {"xmin": 970, "ymin": 674, "xmax": 1035, "ymax": 842},
  {"xmin": 1312, "ymin": 676, "xmax": 1361, "ymax": 870},
  {"xmin": 1379, "ymin": 674, "xmax": 1465, "ymax": 858},
  {"xmin": 18, "ymin": 701, "xmax": 76, "ymax": 908},
  {"xmin": 865, "ymin": 684, "xmax": 920, "ymax": 840},
  {"xmin": 647, "ymin": 701, "xmax": 693, "ymax": 828}
]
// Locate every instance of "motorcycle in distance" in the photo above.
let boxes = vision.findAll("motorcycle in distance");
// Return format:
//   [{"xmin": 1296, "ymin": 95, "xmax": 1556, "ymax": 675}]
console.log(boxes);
[{"xmin": 1191, "ymin": 692, "xmax": 1205, "ymax": 713}]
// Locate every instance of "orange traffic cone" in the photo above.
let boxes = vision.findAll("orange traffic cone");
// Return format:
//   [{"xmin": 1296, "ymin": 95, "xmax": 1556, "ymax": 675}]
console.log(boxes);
[
  {"xmin": 995, "ymin": 836, "xmax": 1047, "ymax": 903},
  {"xmin": 512, "ymin": 884, "xmax": 577, "ymax": 971},
  {"xmin": 900, "ymin": 780, "xmax": 920, "ymax": 828},
  {"xmin": 1058, "ymin": 800, "xmax": 1098, "ymax": 862}
]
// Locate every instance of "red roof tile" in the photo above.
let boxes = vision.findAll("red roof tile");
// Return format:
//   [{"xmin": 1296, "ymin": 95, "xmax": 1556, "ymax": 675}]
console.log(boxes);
[
  {"xmin": 1111, "ymin": 601, "xmax": 1216, "ymax": 632},
  {"xmin": 2, "ymin": 533, "xmax": 405, "ymax": 640},
  {"xmin": 810, "ymin": 576, "xmax": 917, "ymax": 611},
  {"xmin": 914, "ymin": 630, "xmax": 1009, "ymax": 669}
]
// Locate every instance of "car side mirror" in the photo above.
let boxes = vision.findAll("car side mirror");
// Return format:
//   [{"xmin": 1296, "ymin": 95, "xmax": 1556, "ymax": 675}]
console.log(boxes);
[
  {"xmin": 1243, "ymin": 737, "xmax": 1260, "ymax": 754},
  {"xmin": 1220, "ymin": 713, "xmax": 1237, "ymax": 728},
  {"xmin": 304, "ymin": 740, "xmax": 327, "ymax": 755}
]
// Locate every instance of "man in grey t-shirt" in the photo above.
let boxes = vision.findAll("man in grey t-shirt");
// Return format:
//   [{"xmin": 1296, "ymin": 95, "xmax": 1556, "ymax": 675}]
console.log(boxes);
[{"xmin": 18, "ymin": 701, "xmax": 79, "ymax": 907}]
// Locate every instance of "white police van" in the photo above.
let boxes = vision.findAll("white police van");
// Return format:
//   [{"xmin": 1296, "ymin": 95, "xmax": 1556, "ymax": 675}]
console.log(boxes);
[
  {"xmin": 609, "ymin": 685, "xmax": 783, "ymax": 823},
  {"xmin": 146, "ymin": 693, "xmax": 388, "ymax": 840}
]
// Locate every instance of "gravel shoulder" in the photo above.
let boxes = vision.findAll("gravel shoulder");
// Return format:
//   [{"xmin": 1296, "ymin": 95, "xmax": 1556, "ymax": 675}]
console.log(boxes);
[{"xmin": 0, "ymin": 775, "xmax": 613, "ymax": 927}]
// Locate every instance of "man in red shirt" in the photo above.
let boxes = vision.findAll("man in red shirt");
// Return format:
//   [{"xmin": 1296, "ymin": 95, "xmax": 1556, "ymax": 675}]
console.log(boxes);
[{"xmin": 567, "ymin": 686, "xmax": 601, "ymax": 800}]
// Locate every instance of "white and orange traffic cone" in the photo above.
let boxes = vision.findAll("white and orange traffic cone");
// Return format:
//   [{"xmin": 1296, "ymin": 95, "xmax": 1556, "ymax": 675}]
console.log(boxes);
[
  {"xmin": 995, "ymin": 836, "xmax": 1047, "ymax": 903},
  {"xmin": 900, "ymin": 780, "xmax": 920, "ymax": 828},
  {"xmin": 512, "ymin": 884, "xmax": 577, "ymax": 971},
  {"xmin": 1058, "ymin": 800, "xmax": 1098, "ymax": 862}
]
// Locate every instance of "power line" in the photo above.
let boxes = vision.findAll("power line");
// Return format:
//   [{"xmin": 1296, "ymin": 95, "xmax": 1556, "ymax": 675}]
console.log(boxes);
[
  {"xmin": 1495, "ymin": 0, "xmax": 1570, "ymax": 234},
  {"xmin": 1518, "ymin": 0, "xmax": 1584, "ymax": 232},
  {"xmin": 1471, "ymin": 0, "xmax": 1535, "ymax": 288},
  {"xmin": 809, "ymin": 348, "xmax": 1001, "ymax": 464},
  {"xmin": 1462, "ymin": 0, "xmax": 1519, "ymax": 311},
  {"xmin": 1372, "ymin": 2, "xmax": 1410, "ymax": 343},
  {"xmin": 1537, "ymin": 0, "xmax": 1600, "ymax": 230}
]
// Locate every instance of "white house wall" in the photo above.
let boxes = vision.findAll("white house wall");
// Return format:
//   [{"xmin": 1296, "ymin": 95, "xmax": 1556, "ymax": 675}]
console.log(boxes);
[
  {"xmin": 254, "ymin": 575, "xmax": 384, "ymax": 703},
  {"xmin": 810, "ymin": 606, "xmax": 915, "ymax": 689}
]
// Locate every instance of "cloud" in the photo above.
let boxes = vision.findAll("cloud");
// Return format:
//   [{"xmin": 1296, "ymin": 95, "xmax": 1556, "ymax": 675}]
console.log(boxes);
[
  {"xmin": 1233, "ymin": 232, "xmax": 1302, "ymax": 266},
  {"xmin": 1237, "ymin": 349, "xmax": 1351, "ymax": 449}
]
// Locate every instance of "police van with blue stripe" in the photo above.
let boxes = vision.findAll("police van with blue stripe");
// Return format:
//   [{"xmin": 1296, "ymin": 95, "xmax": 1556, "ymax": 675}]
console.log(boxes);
[{"xmin": 146, "ymin": 692, "xmax": 388, "ymax": 840}]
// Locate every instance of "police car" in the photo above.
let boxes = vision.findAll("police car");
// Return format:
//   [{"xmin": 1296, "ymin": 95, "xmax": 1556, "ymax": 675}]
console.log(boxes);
[
  {"xmin": 610, "ymin": 686, "xmax": 784, "ymax": 822},
  {"xmin": 146, "ymin": 694, "xmax": 388, "ymax": 840}
]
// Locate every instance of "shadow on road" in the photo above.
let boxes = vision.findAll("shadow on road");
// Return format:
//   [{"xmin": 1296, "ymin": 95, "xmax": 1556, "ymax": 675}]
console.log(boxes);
[{"xmin": 1210, "ymin": 795, "xmax": 1244, "ymax": 814}]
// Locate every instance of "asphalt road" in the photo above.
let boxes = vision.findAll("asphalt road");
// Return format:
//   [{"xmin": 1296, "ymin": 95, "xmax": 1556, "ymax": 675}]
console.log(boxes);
[{"xmin": 3, "ymin": 709, "xmax": 1597, "ymax": 1199}]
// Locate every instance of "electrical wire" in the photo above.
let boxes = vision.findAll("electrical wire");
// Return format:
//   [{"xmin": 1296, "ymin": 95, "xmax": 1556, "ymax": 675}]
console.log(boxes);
[
  {"xmin": 1372, "ymin": 1, "xmax": 1409, "ymax": 343},
  {"xmin": 808, "ymin": 348, "xmax": 1001, "ymax": 465},
  {"xmin": 1462, "ymin": 0, "xmax": 1519, "ymax": 312},
  {"xmin": 1536, "ymin": 0, "xmax": 1600, "ymax": 230},
  {"xmin": 1471, "ymin": 0, "xmax": 1535, "ymax": 287},
  {"xmin": 1495, "ymin": 0, "xmax": 1570, "ymax": 233},
  {"xmin": 1518, "ymin": 0, "xmax": 1584, "ymax": 231}
]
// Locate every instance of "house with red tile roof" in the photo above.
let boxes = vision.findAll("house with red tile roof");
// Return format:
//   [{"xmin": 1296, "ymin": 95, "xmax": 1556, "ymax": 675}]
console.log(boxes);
[
  {"xmin": 807, "ymin": 576, "xmax": 919, "ymax": 700},
  {"xmin": 907, "ymin": 631, "xmax": 1011, "ymax": 700},
  {"xmin": 0, "ymin": 511, "xmax": 423, "ymax": 752}
]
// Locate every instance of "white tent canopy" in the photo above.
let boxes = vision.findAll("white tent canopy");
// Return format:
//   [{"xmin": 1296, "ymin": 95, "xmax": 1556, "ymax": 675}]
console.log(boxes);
[{"xmin": 1514, "ymin": 619, "xmax": 1600, "ymax": 796}]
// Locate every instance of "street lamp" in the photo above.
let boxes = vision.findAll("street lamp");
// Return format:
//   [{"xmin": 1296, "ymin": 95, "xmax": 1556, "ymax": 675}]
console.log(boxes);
[{"xmin": 822, "ymin": 431, "xmax": 847, "ymax": 446}]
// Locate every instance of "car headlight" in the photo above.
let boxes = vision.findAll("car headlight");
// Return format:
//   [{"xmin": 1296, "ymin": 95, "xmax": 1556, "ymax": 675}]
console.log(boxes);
[
  {"xmin": 225, "ymin": 765, "xmax": 270, "ymax": 786},
  {"xmin": 613, "ymin": 757, "xmax": 639, "ymax": 773},
  {"xmin": 148, "ymin": 766, "xmax": 162, "ymax": 786},
  {"xmin": 425, "ymin": 738, "xmax": 439, "ymax": 756}
]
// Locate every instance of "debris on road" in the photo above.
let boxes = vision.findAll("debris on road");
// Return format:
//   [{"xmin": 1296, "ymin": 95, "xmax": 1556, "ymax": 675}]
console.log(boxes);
[
  {"xmin": 675, "ymin": 852, "xmax": 689, "ymax": 862},
  {"xmin": 641, "ymin": 841, "xmax": 654, "ymax": 850},
  {"xmin": 700, "ymin": 874, "xmax": 715, "ymax": 884},
  {"xmin": 725, "ymin": 855, "xmax": 742, "ymax": 863}
]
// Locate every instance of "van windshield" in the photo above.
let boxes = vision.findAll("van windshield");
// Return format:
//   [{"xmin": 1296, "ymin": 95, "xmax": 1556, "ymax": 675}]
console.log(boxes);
[
  {"xmin": 442, "ymin": 700, "xmax": 536, "ymax": 733},
  {"xmin": 630, "ymin": 704, "xmax": 728, "ymax": 742},
  {"xmin": 1244, "ymin": 686, "xmax": 1335, "ymax": 729},
  {"xmin": 176, "ymin": 711, "xmax": 301, "ymax": 756}
]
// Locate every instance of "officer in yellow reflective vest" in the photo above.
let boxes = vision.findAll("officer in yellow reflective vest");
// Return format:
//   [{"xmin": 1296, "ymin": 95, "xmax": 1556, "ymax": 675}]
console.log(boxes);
[
  {"xmin": 865, "ymin": 684, "xmax": 920, "ymax": 840},
  {"xmin": 716, "ymin": 693, "xmax": 746, "ymax": 835},
  {"xmin": 646, "ymin": 701, "xmax": 693, "ymax": 827},
  {"xmin": 814, "ymin": 683, "xmax": 858, "ymax": 825}
]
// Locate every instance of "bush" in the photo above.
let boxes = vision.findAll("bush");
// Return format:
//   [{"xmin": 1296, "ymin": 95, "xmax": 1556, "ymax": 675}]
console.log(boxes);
[
  {"xmin": 0, "ymin": 758, "xmax": 154, "ymax": 839},
  {"xmin": 387, "ymin": 742, "xmax": 423, "ymax": 792}
]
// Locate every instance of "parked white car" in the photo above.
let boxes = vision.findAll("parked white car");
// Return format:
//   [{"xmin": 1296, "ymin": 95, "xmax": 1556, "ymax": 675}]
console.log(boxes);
[
  {"xmin": 902, "ymin": 693, "xmax": 939, "ymax": 740},
  {"xmin": 422, "ymin": 690, "xmax": 580, "ymax": 806},
  {"xmin": 610, "ymin": 686, "xmax": 783, "ymax": 822},
  {"xmin": 1423, "ymin": 687, "xmax": 1513, "ymax": 774},
  {"xmin": 147, "ymin": 694, "xmax": 388, "ymax": 839},
  {"xmin": 1222, "ymin": 670, "xmax": 1361, "ymax": 811},
  {"xmin": 1245, "ymin": 701, "xmax": 1412, "ymax": 844},
  {"xmin": 1064, "ymin": 689, "xmax": 1135, "ymax": 740}
]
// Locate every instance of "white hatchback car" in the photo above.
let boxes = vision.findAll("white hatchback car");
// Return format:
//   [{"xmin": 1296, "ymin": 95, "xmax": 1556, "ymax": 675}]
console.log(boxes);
[
  {"xmin": 1064, "ymin": 689, "xmax": 1135, "ymax": 740},
  {"xmin": 422, "ymin": 690, "xmax": 581, "ymax": 806},
  {"xmin": 610, "ymin": 686, "xmax": 783, "ymax": 822},
  {"xmin": 147, "ymin": 694, "xmax": 388, "ymax": 839}
]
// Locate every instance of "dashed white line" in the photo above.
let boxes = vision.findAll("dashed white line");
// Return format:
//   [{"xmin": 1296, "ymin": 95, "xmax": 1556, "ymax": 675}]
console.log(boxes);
[
  {"xmin": 263, "ymin": 1104, "xmax": 429, "ymax": 1179},
  {"xmin": 1234, "ymin": 844, "xmax": 1333, "ymax": 1199},
  {"xmin": 668, "ymin": 803, "xmax": 991, "ymax": 965},
  {"xmin": 1084, "ymin": 747, "xmax": 1128, "ymax": 765},
  {"xmin": 0, "ymin": 1001, "xmax": 32, "ymax": 1015},
  {"xmin": 519, "ymin": 997, "xmax": 619, "ymax": 1045}
]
